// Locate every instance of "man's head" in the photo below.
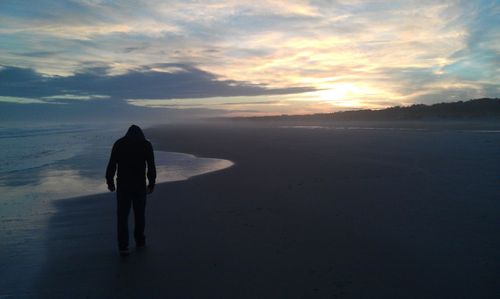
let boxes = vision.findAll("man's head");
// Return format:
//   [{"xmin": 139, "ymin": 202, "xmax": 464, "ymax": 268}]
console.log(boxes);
[{"xmin": 125, "ymin": 124, "xmax": 145, "ymax": 140}]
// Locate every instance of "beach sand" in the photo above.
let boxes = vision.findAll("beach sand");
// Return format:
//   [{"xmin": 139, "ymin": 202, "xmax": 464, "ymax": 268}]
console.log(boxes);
[{"xmin": 32, "ymin": 122, "xmax": 499, "ymax": 298}]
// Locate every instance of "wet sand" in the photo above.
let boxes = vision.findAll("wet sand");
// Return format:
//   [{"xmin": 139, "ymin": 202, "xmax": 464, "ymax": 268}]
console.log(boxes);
[{"xmin": 32, "ymin": 122, "xmax": 500, "ymax": 298}]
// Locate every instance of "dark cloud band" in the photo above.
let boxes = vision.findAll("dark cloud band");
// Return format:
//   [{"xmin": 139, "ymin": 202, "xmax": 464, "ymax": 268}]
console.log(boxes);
[{"xmin": 0, "ymin": 64, "xmax": 315, "ymax": 102}]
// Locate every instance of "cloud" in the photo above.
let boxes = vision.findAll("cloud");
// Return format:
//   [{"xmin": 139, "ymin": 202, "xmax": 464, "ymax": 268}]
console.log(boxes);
[
  {"xmin": 0, "ymin": 64, "xmax": 315, "ymax": 101},
  {"xmin": 0, "ymin": 0, "xmax": 498, "ymax": 113}
]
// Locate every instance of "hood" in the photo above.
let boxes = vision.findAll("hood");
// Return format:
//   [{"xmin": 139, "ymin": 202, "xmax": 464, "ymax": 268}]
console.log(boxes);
[{"xmin": 125, "ymin": 125, "xmax": 145, "ymax": 140}]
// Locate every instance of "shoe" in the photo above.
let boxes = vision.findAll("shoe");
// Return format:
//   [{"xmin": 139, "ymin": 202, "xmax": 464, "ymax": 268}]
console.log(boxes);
[
  {"xmin": 136, "ymin": 242, "xmax": 146, "ymax": 249},
  {"xmin": 119, "ymin": 248, "xmax": 130, "ymax": 257}
]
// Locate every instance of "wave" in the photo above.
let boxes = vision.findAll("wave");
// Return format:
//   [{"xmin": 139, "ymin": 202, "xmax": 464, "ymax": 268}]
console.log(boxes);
[{"xmin": 0, "ymin": 125, "xmax": 95, "ymax": 139}]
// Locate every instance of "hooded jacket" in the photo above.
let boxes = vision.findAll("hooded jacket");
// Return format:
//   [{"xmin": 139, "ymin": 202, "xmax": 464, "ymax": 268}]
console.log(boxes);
[{"xmin": 106, "ymin": 125, "xmax": 156, "ymax": 192}]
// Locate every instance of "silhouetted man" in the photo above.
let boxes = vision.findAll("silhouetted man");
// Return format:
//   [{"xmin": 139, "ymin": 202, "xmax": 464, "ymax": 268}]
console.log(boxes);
[{"xmin": 106, "ymin": 125, "xmax": 156, "ymax": 256}]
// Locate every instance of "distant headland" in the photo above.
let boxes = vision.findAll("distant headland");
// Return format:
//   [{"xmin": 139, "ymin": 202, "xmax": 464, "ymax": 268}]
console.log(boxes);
[{"xmin": 231, "ymin": 98, "xmax": 500, "ymax": 121}]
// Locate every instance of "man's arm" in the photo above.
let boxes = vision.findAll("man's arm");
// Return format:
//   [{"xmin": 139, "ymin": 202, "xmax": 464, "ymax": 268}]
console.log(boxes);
[
  {"xmin": 146, "ymin": 141, "xmax": 156, "ymax": 194},
  {"xmin": 105, "ymin": 143, "xmax": 118, "ymax": 192}
]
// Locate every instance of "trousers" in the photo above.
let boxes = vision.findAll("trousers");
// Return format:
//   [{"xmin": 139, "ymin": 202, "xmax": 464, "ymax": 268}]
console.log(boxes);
[{"xmin": 116, "ymin": 189, "xmax": 146, "ymax": 249}]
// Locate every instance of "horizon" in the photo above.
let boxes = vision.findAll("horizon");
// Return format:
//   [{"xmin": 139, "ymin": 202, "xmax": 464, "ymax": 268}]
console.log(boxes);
[{"xmin": 1, "ymin": 1, "xmax": 499, "ymax": 120}]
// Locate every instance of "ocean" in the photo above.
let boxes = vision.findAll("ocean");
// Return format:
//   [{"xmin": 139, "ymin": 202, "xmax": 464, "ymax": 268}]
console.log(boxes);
[{"xmin": 0, "ymin": 122, "xmax": 233, "ymax": 292}]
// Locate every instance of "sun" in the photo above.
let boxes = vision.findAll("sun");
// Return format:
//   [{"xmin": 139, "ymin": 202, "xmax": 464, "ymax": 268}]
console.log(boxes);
[
  {"xmin": 318, "ymin": 83, "xmax": 369, "ymax": 100},
  {"xmin": 316, "ymin": 83, "xmax": 367, "ymax": 107}
]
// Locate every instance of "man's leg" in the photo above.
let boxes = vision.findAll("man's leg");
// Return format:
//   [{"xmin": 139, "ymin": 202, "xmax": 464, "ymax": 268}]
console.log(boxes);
[
  {"xmin": 132, "ymin": 193, "xmax": 147, "ymax": 247},
  {"xmin": 117, "ymin": 191, "xmax": 132, "ymax": 250}
]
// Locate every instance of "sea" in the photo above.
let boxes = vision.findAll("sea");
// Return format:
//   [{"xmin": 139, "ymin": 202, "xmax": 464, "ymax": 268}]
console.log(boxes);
[{"xmin": 0, "ymin": 122, "xmax": 233, "ymax": 294}]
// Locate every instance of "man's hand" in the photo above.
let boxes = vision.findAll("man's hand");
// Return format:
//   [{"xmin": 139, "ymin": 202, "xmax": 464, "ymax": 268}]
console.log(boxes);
[
  {"xmin": 147, "ymin": 184, "xmax": 155, "ymax": 194},
  {"xmin": 108, "ymin": 184, "xmax": 116, "ymax": 192}
]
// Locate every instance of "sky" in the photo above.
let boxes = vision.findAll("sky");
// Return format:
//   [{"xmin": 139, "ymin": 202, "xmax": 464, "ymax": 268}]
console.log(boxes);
[{"xmin": 0, "ymin": 0, "xmax": 499, "ymax": 118}]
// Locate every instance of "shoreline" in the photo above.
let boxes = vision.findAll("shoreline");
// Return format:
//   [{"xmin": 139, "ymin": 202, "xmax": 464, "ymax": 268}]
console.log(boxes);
[
  {"xmin": 16, "ymin": 122, "xmax": 500, "ymax": 298},
  {"xmin": 0, "ymin": 145, "xmax": 233, "ymax": 298}
]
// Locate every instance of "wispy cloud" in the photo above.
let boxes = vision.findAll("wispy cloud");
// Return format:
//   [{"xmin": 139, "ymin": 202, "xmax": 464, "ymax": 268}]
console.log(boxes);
[{"xmin": 0, "ymin": 0, "xmax": 498, "ymax": 115}]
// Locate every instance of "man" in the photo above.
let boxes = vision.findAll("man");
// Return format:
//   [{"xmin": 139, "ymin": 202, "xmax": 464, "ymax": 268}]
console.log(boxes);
[{"xmin": 106, "ymin": 125, "xmax": 156, "ymax": 256}]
